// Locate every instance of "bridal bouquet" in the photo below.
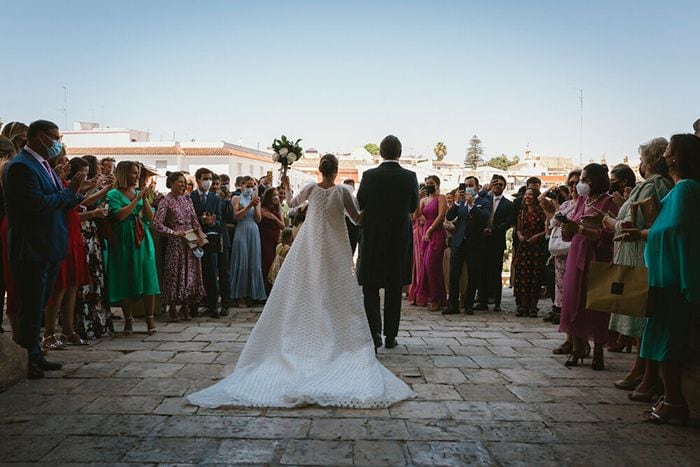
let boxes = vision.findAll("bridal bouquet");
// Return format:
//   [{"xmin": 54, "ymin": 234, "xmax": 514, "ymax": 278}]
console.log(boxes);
[{"xmin": 272, "ymin": 135, "xmax": 303, "ymax": 174}]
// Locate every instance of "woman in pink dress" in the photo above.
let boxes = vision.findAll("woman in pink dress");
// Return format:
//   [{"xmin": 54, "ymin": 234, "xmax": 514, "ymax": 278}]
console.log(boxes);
[
  {"xmin": 153, "ymin": 171, "xmax": 206, "ymax": 321},
  {"xmin": 559, "ymin": 163, "xmax": 620, "ymax": 370},
  {"xmin": 407, "ymin": 183, "xmax": 427, "ymax": 304},
  {"xmin": 415, "ymin": 176, "xmax": 447, "ymax": 311}
]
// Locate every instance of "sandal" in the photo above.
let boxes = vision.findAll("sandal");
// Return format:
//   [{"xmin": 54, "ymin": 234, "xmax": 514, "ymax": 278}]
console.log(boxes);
[
  {"xmin": 629, "ymin": 382, "xmax": 664, "ymax": 403},
  {"xmin": 64, "ymin": 332, "xmax": 88, "ymax": 346},
  {"xmin": 642, "ymin": 400, "xmax": 689, "ymax": 426},
  {"xmin": 122, "ymin": 317, "xmax": 134, "ymax": 336},
  {"xmin": 552, "ymin": 341, "xmax": 573, "ymax": 355},
  {"xmin": 41, "ymin": 334, "xmax": 67, "ymax": 351},
  {"xmin": 168, "ymin": 306, "xmax": 180, "ymax": 323},
  {"xmin": 564, "ymin": 349, "xmax": 587, "ymax": 367},
  {"xmin": 614, "ymin": 375, "xmax": 643, "ymax": 391},
  {"xmin": 145, "ymin": 316, "xmax": 158, "ymax": 336},
  {"xmin": 181, "ymin": 305, "xmax": 192, "ymax": 321}
]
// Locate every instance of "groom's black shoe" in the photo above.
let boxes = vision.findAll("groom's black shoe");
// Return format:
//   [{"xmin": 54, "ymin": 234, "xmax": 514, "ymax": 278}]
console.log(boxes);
[
  {"xmin": 37, "ymin": 357, "xmax": 63, "ymax": 371},
  {"xmin": 442, "ymin": 307, "xmax": 459, "ymax": 315},
  {"xmin": 372, "ymin": 333, "xmax": 383, "ymax": 350},
  {"xmin": 385, "ymin": 337, "xmax": 397, "ymax": 349}
]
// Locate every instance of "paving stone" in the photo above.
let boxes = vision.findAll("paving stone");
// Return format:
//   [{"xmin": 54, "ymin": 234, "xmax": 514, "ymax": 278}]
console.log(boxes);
[
  {"xmin": 242, "ymin": 416, "xmax": 312, "ymax": 439},
  {"xmin": 432, "ymin": 355, "xmax": 479, "ymax": 368},
  {"xmin": 471, "ymin": 356, "xmax": 523, "ymax": 369},
  {"xmin": 444, "ymin": 401, "xmax": 494, "ymax": 421},
  {"xmin": 405, "ymin": 419, "xmax": 482, "ymax": 441},
  {"xmin": 389, "ymin": 401, "xmax": 449, "ymax": 419},
  {"xmin": 407, "ymin": 441, "xmax": 493, "ymax": 466},
  {"xmin": 479, "ymin": 421, "xmax": 555, "ymax": 443},
  {"xmin": 421, "ymin": 367, "xmax": 468, "ymax": 384},
  {"xmin": 175, "ymin": 362, "xmax": 225, "ymax": 379},
  {"xmin": 449, "ymin": 344, "xmax": 494, "ymax": 356},
  {"xmin": 488, "ymin": 402, "xmax": 545, "ymax": 421},
  {"xmin": 90, "ymin": 414, "xmax": 168, "ymax": 436},
  {"xmin": 92, "ymin": 338, "xmax": 158, "ymax": 351},
  {"xmin": 209, "ymin": 439, "xmax": 283, "ymax": 464},
  {"xmin": 155, "ymin": 415, "xmax": 252, "ymax": 437},
  {"xmin": 549, "ymin": 443, "xmax": 632, "ymax": 466},
  {"xmin": 153, "ymin": 396, "xmax": 198, "ymax": 414},
  {"xmin": 309, "ymin": 417, "xmax": 367, "ymax": 440},
  {"xmin": 1, "ymin": 435, "xmax": 66, "ymax": 462},
  {"xmin": 5, "ymin": 377, "xmax": 84, "ymax": 395},
  {"xmin": 456, "ymin": 383, "xmax": 520, "ymax": 402},
  {"xmin": 43, "ymin": 435, "xmax": 137, "ymax": 463},
  {"xmin": 412, "ymin": 383, "xmax": 463, "ymax": 401},
  {"xmin": 28, "ymin": 393, "xmax": 99, "ymax": 414},
  {"xmin": 67, "ymin": 362, "xmax": 125, "ymax": 378},
  {"xmin": 366, "ymin": 419, "xmax": 410, "ymax": 440},
  {"xmin": 0, "ymin": 393, "xmax": 48, "ymax": 415},
  {"xmin": 116, "ymin": 350, "xmax": 176, "ymax": 363},
  {"xmin": 280, "ymin": 439, "xmax": 353, "ymax": 465},
  {"xmin": 462, "ymin": 368, "xmax": 510, "ymax": 384},
  {"xmin": 354, "ymin": 440, "xmax": 407, "ymax": 466},
  {"xmin": 156, "ymin": 341, "xmax": 209, "ymax": 351},
  {"xmin": 82, "ymin": 395, "xmax": 163, "ymax": 414},
  {"xmin": 115, "ymin": 362, "xmax": 185, "ymax": 378},
  {"xmin": 69, "ymin": 377, "xmax": 141, "ymax": 395},
  {"xmin": 127, "ymin": 377, "xmax": 192, "ymax": 396},
  {"xmin": 486, "ymin": 441, "xmax": 559, "ymax": 466},
  {"xmin": 123, "ymin": 437, "xmax": 221, "ymax": 463},
  {"xmin": 168, "ymin": 351, "xmax": 218, "ymax": 364}
]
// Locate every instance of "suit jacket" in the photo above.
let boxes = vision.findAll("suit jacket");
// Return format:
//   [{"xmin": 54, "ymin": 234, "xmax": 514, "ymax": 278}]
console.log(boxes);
[
  {"xmin": 447, "ymin": 196, "xmax": 491, "ymax": 249},
  {"xmin": 356, "ymin": 161, "xmax": 419, "ymax": 288},
  {"xmin": 485, "ymin": 194, "xmax": 515, "ymax": 251},
  {"xmin": 3, "ymin": 149, "xmax": 81, "ymax": 263},
  {"xmin": 190, "ymin": 190, "xmax": 226, "ymax": 244}
]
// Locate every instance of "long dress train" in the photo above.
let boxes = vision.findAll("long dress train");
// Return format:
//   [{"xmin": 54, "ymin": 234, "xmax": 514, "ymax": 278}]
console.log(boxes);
[{"xmin": 187, "ymin": 183, "xmax": 415, "ymax": 408}]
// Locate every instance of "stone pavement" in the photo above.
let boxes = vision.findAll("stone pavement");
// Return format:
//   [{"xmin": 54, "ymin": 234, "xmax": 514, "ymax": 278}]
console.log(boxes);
[{"xmin": 1, "ymin": 290, "xmax": 698, "ymax": 466}]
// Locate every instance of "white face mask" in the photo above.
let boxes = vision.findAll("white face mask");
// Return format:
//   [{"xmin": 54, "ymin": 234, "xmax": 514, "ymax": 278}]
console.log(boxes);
[
  {"xmin": 576, "ymin": 181, "xmax": 590, "ymax": 197},
  {"xmin": 201, "ymin": 180, "xmax": 212, "ymax": 191}
]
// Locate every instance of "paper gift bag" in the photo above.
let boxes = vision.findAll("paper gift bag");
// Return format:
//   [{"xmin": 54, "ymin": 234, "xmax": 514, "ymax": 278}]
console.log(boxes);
[{"xmin": 586, "ymin": 261, "xmax": 648, "ymax": 316}]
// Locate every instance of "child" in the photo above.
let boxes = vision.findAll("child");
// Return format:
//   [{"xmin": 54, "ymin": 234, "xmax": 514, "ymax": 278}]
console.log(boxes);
[{"xmin": 268, "ymin": 227, "xmax": 294, "ymax": 286}]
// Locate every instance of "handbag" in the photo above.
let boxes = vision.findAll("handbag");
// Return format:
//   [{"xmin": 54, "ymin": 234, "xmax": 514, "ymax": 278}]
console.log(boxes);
[
  {"xmin": 586, "ymin": 261, "xmax": 648, "ymax": 316},
  {"xmin": 548, "ymin": 225, "xmax": 569, "ymax": 257}
]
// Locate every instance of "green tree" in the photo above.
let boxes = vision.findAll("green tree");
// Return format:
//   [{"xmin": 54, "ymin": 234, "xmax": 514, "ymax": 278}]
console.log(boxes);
[
  {"xmin": 433, "ymin": 142, "xmax": 447, "ymax": 161},
  {"xmin": 465, "ymin": 134, "xmax": 484, "ymax": 169},
  {"xmin": 364, "ymin": 143, "xmax": 379, "ymax": 156},
  {"xmin": 487, "ymin": 153, "xmax": 520, "ymax": 171}
]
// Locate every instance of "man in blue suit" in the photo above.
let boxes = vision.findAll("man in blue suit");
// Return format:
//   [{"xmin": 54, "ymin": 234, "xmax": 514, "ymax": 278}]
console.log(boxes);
[
  {"xmin": 443, "ymin": 176, "xmax": 491, "ymax": 315},
  {"xmin": 4, "ymin": 120, "xmax": 86, "ymax": 379},
  {"xmin": 191, "ymin": 167, "xmax": 227, "ymax": 318}
]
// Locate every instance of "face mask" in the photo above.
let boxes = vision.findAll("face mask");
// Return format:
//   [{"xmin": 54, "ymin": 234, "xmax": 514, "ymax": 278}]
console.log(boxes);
[
  {"xmin": 576, "ymin": 181, "xmax": 590, "ymax": 196},
  {"xmin": 201, "ymin": 180, "xmax": 212, "ymax": 191},
  {"xmin": 465, "ymin": 187, "xmax": 477, "ymax": 198},
  {"xmin": 242, "ymin": 187, "xmax": 253, "ymax": 197},
  {"xmin": 44, "ymin": 136, "xmax": 63, "ymax": 159}
]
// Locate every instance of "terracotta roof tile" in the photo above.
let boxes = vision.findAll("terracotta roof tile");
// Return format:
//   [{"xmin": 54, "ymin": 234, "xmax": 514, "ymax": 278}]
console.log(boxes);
[{"xmin": 66, "ymin": 146, "xmax": 181, "ymax": 155}]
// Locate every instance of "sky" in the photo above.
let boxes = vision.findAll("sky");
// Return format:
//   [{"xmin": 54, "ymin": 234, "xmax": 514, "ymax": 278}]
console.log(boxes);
[{"xmin": 2, "ymin": 0, "xmax": 699, "ymax": 165}]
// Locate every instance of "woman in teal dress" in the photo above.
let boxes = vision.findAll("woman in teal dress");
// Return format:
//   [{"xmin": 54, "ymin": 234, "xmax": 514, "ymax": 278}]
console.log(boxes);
[
  {"xmin": 107, "ymin": 161, "xmax": 160, "ymax": 335},
  {"xmin": 622, "ymin": 134, "xmax": 700, "ymax": 425},
  {"xmin": 601, "ymin": 138, "xmax": 672, "ymax": 399}
]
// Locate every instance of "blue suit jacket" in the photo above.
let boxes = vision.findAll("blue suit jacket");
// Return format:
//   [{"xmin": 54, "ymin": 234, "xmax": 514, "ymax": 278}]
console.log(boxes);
[
  {"xmin": 447, "ymin": 196, "xmax": 491, "ymax": 249},
  {"xmin": 3, "ymin": 150, "xmax": 81, "ymax": 263},
  {"xmin": 190, "ymin": 190, "xmax": 225, "ymax": 239}
]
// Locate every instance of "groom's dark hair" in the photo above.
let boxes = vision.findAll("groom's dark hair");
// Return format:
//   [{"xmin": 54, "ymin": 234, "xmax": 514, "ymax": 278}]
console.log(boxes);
[{"xmin": 380, "ymin": 135, "xmax": 402, "ymax": 160}]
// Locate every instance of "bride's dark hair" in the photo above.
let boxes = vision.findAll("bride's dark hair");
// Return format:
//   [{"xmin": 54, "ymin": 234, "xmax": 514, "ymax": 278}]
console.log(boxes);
[{"xmin": 319, "ymin": 153, "xmax": 338, "ymax": 177}]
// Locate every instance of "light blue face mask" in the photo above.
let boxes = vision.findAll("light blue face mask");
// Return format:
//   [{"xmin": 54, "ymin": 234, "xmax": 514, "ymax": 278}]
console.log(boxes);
[
  {"xmin": 465, "ymin": 187, "xmax": 477, "ymax": 198},
  {"xmin": 242, "ymin": 188, "xmax": 253, "ymax": 197},
  {"xmin": 44, "ymin": 135, "xmax": 63, "ymax": 159}
]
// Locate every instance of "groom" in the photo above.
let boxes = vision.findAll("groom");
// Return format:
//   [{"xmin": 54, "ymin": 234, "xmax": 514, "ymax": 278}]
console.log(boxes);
[{"xmin": 357, "ymin": 135, "xmax": 419, "ymax": 349}]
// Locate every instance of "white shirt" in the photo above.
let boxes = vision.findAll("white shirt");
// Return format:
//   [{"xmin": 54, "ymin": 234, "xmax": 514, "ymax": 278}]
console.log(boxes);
[
  {"xmin": 380, "ymin": 159, "xmax": 400, "ymax": 165},
  {"xmin": 491, "ymin": 195, "xmax": 503, "ymax": 212}
]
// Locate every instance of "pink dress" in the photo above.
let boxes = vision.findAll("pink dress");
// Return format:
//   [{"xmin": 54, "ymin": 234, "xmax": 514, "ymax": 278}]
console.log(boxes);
[
  {"xmin": 416, "ymin": 197, "xmax": 447, "ymax": 305},
  {"xmin": 408, "ymin": 214, "xmax": 424, "ymax": 303},
  {"xmin": 559, "ymin": 194, "xmax": 619, "ymax": 344},
  {"xmin": 153, "ymin": 193, "xmax": 205, "ymax": 305}
]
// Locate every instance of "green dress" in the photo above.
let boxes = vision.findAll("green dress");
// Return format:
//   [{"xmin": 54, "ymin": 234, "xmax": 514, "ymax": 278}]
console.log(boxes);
[
  {"xmin": 640, "ymin": 179, "xmax": 700, "ymax": 362},
  {"xmin": 608, "ymin": 174, "xmax": 672, "ymax": 337},
  {"xmin": 106, "ymin": 189, "xmax": 161, "ymax": 304}
]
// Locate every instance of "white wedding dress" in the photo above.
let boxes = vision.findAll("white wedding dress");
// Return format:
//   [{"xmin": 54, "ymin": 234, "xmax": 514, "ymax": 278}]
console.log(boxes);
[{"xmin": 187, "ymin": 183, "xmax": 415, "ymax": 408}]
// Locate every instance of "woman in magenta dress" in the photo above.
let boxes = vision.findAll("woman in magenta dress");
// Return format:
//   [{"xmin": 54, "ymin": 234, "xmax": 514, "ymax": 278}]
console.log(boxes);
[
  {"xmin": 408, "ymin": 184, "xmax": 426, "ymax": 304},
  {"xmin": 415, "ymin": 175, "xmax": 447, "ymax": 311},
  {"xmin": 259, "ymin": 187, "xmax": 285, "ymax": 294},
  {"xmin": 153, "ymin": 171, "xmax": 206, "ymax": 322},
  {"xmin": 559, "ymin": 163, "xmax": 620, "ymax": 370}
]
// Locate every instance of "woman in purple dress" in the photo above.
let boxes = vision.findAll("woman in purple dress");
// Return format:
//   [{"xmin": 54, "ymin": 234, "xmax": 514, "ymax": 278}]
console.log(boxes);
[
  {"xmin": 154, "ymin": 171, "xmax": 206, "ymax": 321},
  {"xmin": 415, "ymin": 175, "xmax": 447, "ymax": 311},
  {"xmin": 407, "ymin": 184, "xmax": 426, "ymax": 305},
  {"xmin": 559, "ymin": 163, "xmax": 620, "ymax": 370}
]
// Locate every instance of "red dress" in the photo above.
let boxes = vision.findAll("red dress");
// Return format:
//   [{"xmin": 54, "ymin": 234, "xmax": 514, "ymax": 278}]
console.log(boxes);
[
  {"xmin": 259, "ymin": 211, "xmax": 283, "ymax": 293},
  {"xmin": 53, "ymin": 207, "xmax": 91, "ymax": 290}
]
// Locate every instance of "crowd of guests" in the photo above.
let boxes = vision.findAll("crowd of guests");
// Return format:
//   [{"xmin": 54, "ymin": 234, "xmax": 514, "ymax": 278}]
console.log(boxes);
[
  {"xmin": 1, "ymin": 117, "xmax": 698, "ymax": 426},
  {"xmin": 405, "ymin": 120, "xmax": 700, "ymax": 425},
  {"xmin": 0, "ymin": 119, "xmax": 297, "ymax": 379}
]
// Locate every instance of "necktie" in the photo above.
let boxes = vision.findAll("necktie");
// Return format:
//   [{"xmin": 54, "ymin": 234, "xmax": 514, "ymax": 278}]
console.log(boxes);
[
  {"xmin": 42, "ymin": 161, "xmax": 59, "ymax": 189},
  {"xmin": 488, "ymin": 197, "xmax": 499, "ymax": 227},
  {"xmin": 201, "ymin": 192, "xmax": 207, "ymax": 207}
]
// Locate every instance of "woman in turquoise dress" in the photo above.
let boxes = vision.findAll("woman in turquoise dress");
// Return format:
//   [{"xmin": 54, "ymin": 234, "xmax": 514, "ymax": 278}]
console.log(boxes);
[
  {"xmin": 229, "ymin": 176, "xmax": 267, "ymax": 306},
  {"xmin": 106, "ymin": 161, "xmax": 160, "ymax": 335},
  {"xmin": 622, "ymin": 134, "xmax": 700, "ymax": 425},
  {"xmin": 601, "ymin": 138, "xmax": 672, "ymax": 399}
]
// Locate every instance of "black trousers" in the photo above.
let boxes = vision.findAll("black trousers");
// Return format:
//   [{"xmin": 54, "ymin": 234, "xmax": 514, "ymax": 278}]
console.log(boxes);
[
  {"xmin": 448, "ymin": 242, "xmax": 483, "ymax": 310},
  {"xmin": 363, "ymin": 285, "xmax": 402, "ymax": 338},
  {"xmin": 481, "ymin": 241, "xmax": 506, "ymax": 306},
  {"xmin": 17, "ymin": 260, "xmax": 59, "ymax": 359},
  {"xmin": 218, "ymin": 247, "xmax": 231, "ymax": 306},
  {"xmin": 201, "ymin": 248, "xmax": 219, "ymax": 312}
]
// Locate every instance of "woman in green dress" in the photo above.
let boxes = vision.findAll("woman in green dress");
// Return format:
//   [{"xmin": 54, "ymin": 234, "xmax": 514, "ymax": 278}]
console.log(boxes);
[
  {"xmin": 601, "ymin": 138, "xmax": 672, "ymax": 399},
  {"xmin": 106, "ymin": 161, "xmax": 160, "ymax": 335},
  {"xmin": 622, "ymin": 133, "xmax": 700, "ymax": 425}
]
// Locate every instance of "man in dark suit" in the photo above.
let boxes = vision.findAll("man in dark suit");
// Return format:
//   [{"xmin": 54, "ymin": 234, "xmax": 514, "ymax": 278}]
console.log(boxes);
[
  {"xmin": 212, "ymin": 174, "xmax": 232, "ymax": 311},
  {"xmin": 4, "ymin": 120, "xmax": 86, "ymax": 378},
  {"xmin": 190, "ymin": 168, "xmax": 227, "ymax": 318},
  {"xmin": 443, "ymin": 176, "xmax": 491, "ymax": 315},
  {"xmin": 357, "ymin": 135, "xmax": 419, "ymax": 349},
  {"xmin": 477, "ymin": 175, "xmax": 515, "ymax": 312}
]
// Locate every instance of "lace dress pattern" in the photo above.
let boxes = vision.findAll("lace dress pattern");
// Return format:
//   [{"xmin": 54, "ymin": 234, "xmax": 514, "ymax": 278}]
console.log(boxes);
[{"xmin": 187, "ymin": 183, "xmax": 416, "ymax": 408}]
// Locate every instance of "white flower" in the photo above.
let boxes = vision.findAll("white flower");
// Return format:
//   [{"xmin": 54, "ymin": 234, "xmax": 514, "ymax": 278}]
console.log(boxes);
[
  {"xmin": 288, "ymin": 152, "xmax": 297, "ymax": 161},
  {"xmin": 279, "ymin": 147, "xmax": 289, "ymax": 156},
  {"xmin": 273, "ymin": 152, "xmax": 280, "ymax": 162}
]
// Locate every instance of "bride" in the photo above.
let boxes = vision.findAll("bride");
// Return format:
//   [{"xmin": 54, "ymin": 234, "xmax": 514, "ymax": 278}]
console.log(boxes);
[{"xmin": 187, "ymin": 154, "xmax": 415, "ymax": 408}]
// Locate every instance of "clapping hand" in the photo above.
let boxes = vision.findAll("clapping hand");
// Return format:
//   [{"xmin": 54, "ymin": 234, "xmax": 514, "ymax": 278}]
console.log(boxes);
[
  {"xmin": 251, "ymin": 195, "xmax": 261, "ymax": 207},
  {"xmin": 612, "ymin": 191, "xmax": 627, "ymax": 207},
  {"xmin": 68, "ymin": 171, "xmax": 87, "ymax": 193},
  {"xmin": 92, "ymin": 206, "xmax": 109, "ymax": 219},
  {"xmin": 540, "ymin": 197, "xmax": 557, "ymax": 214}
]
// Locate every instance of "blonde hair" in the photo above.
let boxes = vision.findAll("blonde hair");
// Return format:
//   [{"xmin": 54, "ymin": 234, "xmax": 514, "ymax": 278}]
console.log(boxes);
[{"xmin": 115, "ymin": 161, "xmax": 140, "ymax": 188}]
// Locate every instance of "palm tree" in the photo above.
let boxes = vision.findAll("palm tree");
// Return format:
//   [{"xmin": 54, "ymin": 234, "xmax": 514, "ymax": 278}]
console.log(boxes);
[{"xmin": 433, "ymin": 142, "xmax": 447, "ymax": 161}]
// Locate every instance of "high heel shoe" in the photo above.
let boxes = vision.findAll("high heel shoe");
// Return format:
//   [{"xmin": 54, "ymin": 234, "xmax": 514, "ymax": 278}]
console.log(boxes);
[
  {"xmin": 168, "ymin": 306, "xmax": 180, "ymax": 322},
  {"xmin": 642, "ymin": 401, "xmax": 689, "ymax": 426},
  {"xmin": 181, "ymin": 305, "xmax": 192, "ymax": 321},
  {"xmin": 122, "ymin": 317, "xmax": 134, "ymax": 336},
  {"xmin": 552, "ymin": 341, "xmax": 573, "ymax": 355},
  {"xmin": 614, "ymin": 375, "xmax": 643, "ymax": 390},
  {"xmin": 607, "ymin": 340, "xmax": 633, "ymax": 353},
  {"xmin": 629, "ymin": 382, "xmax": 664, "ymax": 403},
  {"xmin": 591, "ymin": 347, "xmax": 605, "ymax": 371},
  {"xmin": 564, "ymin": 349, "xmax": 587, "ymax": 367},
  {"xmin": 145, "ymin": 316, "xmax": 158, "ymax": 336}
]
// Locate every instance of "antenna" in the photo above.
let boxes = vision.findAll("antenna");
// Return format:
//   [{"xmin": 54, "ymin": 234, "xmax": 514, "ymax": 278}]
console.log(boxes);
[
  {"xmin": 57, "ymin": 86, "xmax": 68, "ymax": 129},
  {"xmin": 579, "ymin": 89, "xmax": 584, "ymax": 166}
]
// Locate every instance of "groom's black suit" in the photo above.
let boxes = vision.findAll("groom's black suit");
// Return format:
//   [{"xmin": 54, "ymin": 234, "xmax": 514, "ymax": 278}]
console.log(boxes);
[{"xmin": 357, "ymin": 160, "xmax": 419, "ymax": 342}]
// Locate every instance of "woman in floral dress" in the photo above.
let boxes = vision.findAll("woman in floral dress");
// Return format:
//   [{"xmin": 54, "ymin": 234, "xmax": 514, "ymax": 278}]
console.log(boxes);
[
  {"xmin": 153, "ymin": 171, "xmax": 206, "ymax": 321},
  {"xmin": 513, "ymin": 188, "xmax": 547, "ymax": 317}
]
